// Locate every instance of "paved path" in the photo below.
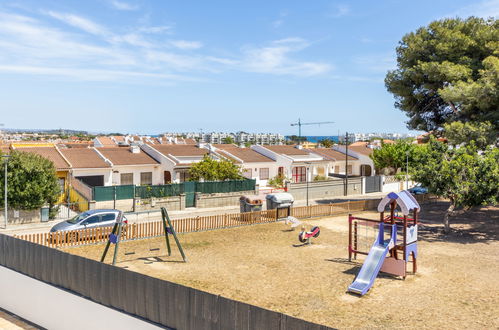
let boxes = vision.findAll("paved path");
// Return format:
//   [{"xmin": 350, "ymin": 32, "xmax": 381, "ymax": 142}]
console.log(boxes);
[
  {"xmin": 0, "ymin": 192, "xmax": 388, "ymax": 236},
  {"xmin": 0, "ymin": 309, "xmax": 41, "ymax": 330}
]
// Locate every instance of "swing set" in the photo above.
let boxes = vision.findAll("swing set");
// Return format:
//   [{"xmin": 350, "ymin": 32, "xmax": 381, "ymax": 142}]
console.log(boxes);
[{"xmin": 101, "ymin": 207, "xmax": 187, "ymax": 265}]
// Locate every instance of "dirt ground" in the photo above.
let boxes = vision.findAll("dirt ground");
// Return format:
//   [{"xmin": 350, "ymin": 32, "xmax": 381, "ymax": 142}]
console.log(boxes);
[{"xmin": 65, "ymin": 201, "xmax": 499, "ymax": 329}]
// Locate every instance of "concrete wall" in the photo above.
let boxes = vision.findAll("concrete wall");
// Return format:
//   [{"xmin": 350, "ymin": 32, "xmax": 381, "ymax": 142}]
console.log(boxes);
[
  {"xmin": 0, "ymin": 265, "xmax": 162, "ymax": 330},
  {"xmin": 0, "ymin": 209, "xmax": 40, "ymax": 225},
  {"xmin": 92, "ymin": 195, "xmax": 183, "ymax": 213},
  {"xmin": 195, "ymin": 190, "xmax": 256, "ymax": 209},
  {"xmin": 288, "ymin": 177, "xmax": 363, "ymax": 200}
]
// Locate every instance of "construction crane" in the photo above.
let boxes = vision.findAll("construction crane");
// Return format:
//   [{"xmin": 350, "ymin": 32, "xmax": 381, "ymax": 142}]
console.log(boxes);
[{"xmin": 290, "ymin": 119, "xmax": 335, "ymax": 144}]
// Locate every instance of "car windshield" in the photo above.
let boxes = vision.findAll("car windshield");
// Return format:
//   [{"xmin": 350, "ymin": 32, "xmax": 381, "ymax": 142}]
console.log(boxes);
[{"xmin": 66, "ymin": 212, "xmax": 90, "ymax": 224}]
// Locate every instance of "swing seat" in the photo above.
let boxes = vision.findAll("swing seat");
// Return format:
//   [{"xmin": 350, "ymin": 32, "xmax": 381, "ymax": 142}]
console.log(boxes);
[{"xmin": 109, "ymin": 234, "xmax": 118, "ymax": 244}]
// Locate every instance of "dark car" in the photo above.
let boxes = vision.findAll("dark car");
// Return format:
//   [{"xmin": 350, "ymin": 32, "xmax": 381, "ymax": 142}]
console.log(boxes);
[
  {"xmin": 49, "ymin": 209, "xmax": 127, "ymax": 242},
  {"xmin": 408, "ymin": 184, "xmax": 428, "ymax": 195}
]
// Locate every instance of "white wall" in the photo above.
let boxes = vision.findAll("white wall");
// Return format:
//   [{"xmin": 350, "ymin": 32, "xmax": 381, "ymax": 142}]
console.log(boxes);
[
  {"xmin": 71, "ymin": 168, "xmax": 113, "ymax": 186},
  {"xmin": 0, "ymin": 265, "xmax": 162, "ymax": 330},
  {"xmin": 241, "ymin": 161, "xmax": 279, "ymax": 186},
  {"xmin": 112, "ymin": 165, "xmax": 162, "ymax": 185}
]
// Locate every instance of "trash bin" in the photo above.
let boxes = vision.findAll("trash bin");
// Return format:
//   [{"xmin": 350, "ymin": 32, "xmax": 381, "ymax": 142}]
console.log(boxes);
[
  {"xmin": 265, "ymin": 193, "xmax": 294, "ymax": 210},
  {"xmin": 266, "ymin": 193, "xmax": 294, "ymax": 219},
  {"xmin": 240, "ymin": 195, "xmax": 263, "ymax": 213}
]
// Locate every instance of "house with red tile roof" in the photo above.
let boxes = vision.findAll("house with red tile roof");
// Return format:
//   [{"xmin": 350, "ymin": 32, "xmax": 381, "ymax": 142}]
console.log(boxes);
[
  {"xmin": 332, "ymin": 144, "xmax": 376, "ymax": 176},
  {"xmin": 11, "ymin": 144, "xmax": 71, "ymax": 202},
  {"xmin": 59, "ymin": 148, "xmax": 112, "ymax": 187},
  {"xmin": 95, "ymin": 146, "xmax": 161, "ymax": 185},
  {"xmin": 210, "ymin": 144, "xmax": 277, "ymax": 186},
  {"xmin": 251, "ymin": 145, "xmax": 328, "ymax": 183},
  {"xmin": 141, "ymin": 144, "xmax": 214, "ymax": 183}
]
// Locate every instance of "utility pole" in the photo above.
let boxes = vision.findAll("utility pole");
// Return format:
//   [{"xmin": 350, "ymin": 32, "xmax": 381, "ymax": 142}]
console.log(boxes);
[
  {"xmin": 2, "ymin": 155, "xmax": 11, "ymax": 229},
  {"xmin": 344, "ymin": 132, "xmax": 349, "ymax": 196},
  {"xmin": 290, "ymin": 119, "xmax": 334, "ymax": 145}
]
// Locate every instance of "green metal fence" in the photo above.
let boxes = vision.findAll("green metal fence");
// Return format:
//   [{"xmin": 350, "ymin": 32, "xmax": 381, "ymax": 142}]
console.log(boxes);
[
  {"xmin": 196, "ymin": 179, "xmax": 256, "ymax": 194},
  {"xmin": 93, "ymin": 185, "xmax": 135, "ymax": 202},
  {"xmin": 92, "ymin": 179, "xmax": 256, "ymax": 202},
  {"xmin": 135, "ymin": 184, "xmax": 183, "ymax": 199}
]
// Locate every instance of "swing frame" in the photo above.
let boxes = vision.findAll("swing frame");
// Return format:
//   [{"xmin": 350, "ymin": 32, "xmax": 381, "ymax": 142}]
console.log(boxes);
[{"xmin": 100, "ymin": 207, "xmax": 187, "ymax": 265}]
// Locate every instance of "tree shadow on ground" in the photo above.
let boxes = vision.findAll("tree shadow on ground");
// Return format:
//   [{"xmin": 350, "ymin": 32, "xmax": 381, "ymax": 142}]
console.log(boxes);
[{"xmin": 418, "ymin": 201, "xmax": 498, "ymax": 244}]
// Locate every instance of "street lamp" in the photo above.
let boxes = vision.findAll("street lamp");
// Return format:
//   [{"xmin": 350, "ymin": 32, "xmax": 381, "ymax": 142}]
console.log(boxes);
[
  {"xmin": 2, "ymin": 155, "xmax": 11, "ymax": 229},
  {"xmin": 405, "ymin": 150, "xmax": 409, "ymax": 190},
  {"xmin": 305, "ymin": 162, "xmax": 311, "ymax": 207}
]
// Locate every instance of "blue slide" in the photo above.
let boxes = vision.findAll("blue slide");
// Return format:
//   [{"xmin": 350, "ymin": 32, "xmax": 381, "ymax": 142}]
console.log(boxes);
[{"xmin": 347, "ymin": 223, "xmax": 397, "ymax": 296}]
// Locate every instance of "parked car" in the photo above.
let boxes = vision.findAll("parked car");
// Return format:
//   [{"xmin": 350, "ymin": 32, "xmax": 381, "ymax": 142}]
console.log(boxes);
[
  {"xmin": 408, "ymin": 184, "xmax": 428, "ymax": 195},
  {"xmin": 49, "ymin": 209, "xmax": 127, "ymax": 242}
]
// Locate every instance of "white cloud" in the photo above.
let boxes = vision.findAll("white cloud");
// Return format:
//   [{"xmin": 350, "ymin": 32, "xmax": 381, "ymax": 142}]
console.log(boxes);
[
  {"xmin": 138, "ymin": 25, "xmax": 173, "ymax": 34},
  {"xmin": 272, "ymin": 10, "xmax": 288, "ymax": 28},
  {"xmin": 328, "ymin": 4, "xmax": 350, "ymax": 18},
  {"xmin": 242, "ymin": 38, "xmax": 331, "ymax": 76},
  {"xmin": 452, "ymin": 0, "xmax": 499, "ymax": 18},
  {"xmin": 0, "ymin": 11, "xmax": 333, "ymax": 82},
  {"xmin": 170, "ymin": 40, "xmax": 203, "ymax": 50},
  {"xmin": 110, "ymin": 1, "xmax": 139, "ymax": 11},
  {"xmin": 46, "ymin": 11, "xmax": 109, "ymax": 36}
]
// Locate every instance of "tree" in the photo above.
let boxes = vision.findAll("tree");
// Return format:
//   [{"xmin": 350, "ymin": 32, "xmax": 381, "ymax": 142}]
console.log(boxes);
[
  {"xmin": 188, "ymin": 155, "xmax": 243, "ymax": 181},
  {"xmin": 370, "ymin": 140, "xmax": 415, "ymax": 175},
  {"xmin": 319, "ymin": 138, "xmax": 333, "ymax": 148},
  {"xmin": 385, "ymin": 17, "xmax": 499, "ymax": 132},
  {"xmin": 0, "ymin": 151, "xmax": 61, "ymax": 210},
  {"xmin": 222, "ymin": 136, "xmax": 235, "ymax": 144},
  {"xmin": 411, "ymin": 138, "xmax": 498, "ymax": 233},
  {"xmin": 443, "ymin": 121, "xmax": 496, "ymax": 149}
]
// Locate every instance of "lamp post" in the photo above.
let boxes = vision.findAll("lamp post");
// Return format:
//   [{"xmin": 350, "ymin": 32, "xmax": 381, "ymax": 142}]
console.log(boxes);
[
  {"xmin": 2, "ymin": 155, "xmax": 11, "ymax": 229},
  {"xmin": 305, "ymin": 162, "xmax": 311, "ymax": 207},
  {"xmin": 405, "ymin": 150, "xmax": 409, "ymax": 190}
]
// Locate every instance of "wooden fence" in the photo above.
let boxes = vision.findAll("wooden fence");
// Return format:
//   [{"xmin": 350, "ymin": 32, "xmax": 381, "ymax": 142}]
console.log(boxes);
[{"xmin": 14, "ymin": 195, "xmax": 434, "ymax": 249}]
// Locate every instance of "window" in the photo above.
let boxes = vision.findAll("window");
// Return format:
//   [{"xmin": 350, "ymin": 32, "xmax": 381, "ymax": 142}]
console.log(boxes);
[
  {"xmin": 347, "ymin": 165, "xmax": 353, "ymax": 175},
  {"xmin": 334, "ymin": 166, "xmax": 340, "ymax": 174},
  {"xmin": 292, "ymin": 166, "xmax": 306, "ymax": 183},
  {"xmin": 101, "ymin": 213, "xmax": 116, "ymax": 222},
  {"xmin": 177, "ymin": 170, "xmax": 190, "ymax": 183},
  {"xmin": 242, "ymin": 168, "xmax": 252, "ymax": 179},
  {"xmin": 278, "ymin": 167, "xmax": 284, "ymax": 176},
  {"xmin": 259, "ymin": 168, "xmax": 269, "ymax": 180},
  {"xmin": 82, "ymin": 215, "xmax": 100, "ymax": 225},
  {"xmin": 140, "ymin": 172, "xmax": 152, "ymax": 185},
  {"xmin": 120, "ymin": 173, "xmax": 133, "ymax": 185}
]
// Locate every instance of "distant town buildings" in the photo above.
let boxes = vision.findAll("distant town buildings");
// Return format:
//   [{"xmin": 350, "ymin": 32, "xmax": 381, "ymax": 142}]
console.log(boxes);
[
  {"xmin": 338, "ymin": 132, "xmax": 417, "ymax": 144},
  {"xmin": 170, "ymin": 132, "xmax": 285, "ymax": 145}
]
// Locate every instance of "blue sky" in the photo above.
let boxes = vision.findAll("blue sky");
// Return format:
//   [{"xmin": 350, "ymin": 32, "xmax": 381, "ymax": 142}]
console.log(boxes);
[{"xmin": 0, "ymin": 0, "xmax": 497, "ymax": 135}]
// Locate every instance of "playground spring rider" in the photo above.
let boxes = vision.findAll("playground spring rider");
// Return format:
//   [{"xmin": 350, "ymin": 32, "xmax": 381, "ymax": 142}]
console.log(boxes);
[
  {"xmin": 101, "ymin": 207, "xmax": 187, "ymax": 265},
  {"xmin": 347, "ymin": 191, "xmax": 420, "ymax": 296},
  {"xmin": 298, "ymin": 226, "xmax": 320, "ymax": 244}
]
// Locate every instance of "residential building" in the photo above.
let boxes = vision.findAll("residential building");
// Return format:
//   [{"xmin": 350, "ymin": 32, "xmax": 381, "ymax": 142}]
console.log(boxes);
[
  {"xmin": 307, "ymin": 148, "xmax": 373, "ymax": 176},
  {"xmin": 59, "ymin": 148, "xmax": 112, "ymax": 187},
  {"xmin": 140, "ymin": 144, "xmax": 214, "ymax": 183},
  {"xmin": 95, "ymin": 146, "xmax": 161, "ymax": 186},
  {"xmin": 251, "ymin": 145, "xmax": 327, "ymax": 183},
  {"xmin": 11, "ymin": 144, "xmax": 71, "ymax": 202},
  {"xmin": 333, "ymin": 143, "xmax": 376, "ymax": 176},
  {"xmin": 210, "ymin": 144, "xmax": 277, "ymax": 186}
]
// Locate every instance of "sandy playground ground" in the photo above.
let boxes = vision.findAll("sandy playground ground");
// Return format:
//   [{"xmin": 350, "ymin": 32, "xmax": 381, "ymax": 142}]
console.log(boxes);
[{"xmin": 65, "ymin": 201, "xmax": 499, "ymax": 329}]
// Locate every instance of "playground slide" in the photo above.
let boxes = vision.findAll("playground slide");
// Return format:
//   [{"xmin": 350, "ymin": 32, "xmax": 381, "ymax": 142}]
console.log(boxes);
[{"xmin": 347, "ymin": 224, "xmax": 396, "ymax": 296}]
